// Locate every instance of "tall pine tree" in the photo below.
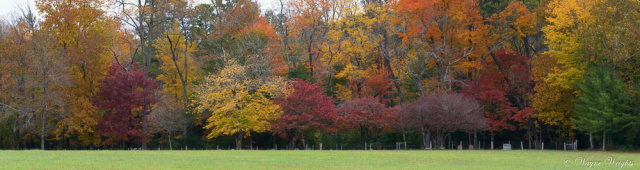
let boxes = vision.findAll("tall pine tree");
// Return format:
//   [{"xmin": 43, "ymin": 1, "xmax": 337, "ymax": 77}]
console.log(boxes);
[{"xmin": 573, "ymin": 67, "xmax": 629, "ymax": 150}]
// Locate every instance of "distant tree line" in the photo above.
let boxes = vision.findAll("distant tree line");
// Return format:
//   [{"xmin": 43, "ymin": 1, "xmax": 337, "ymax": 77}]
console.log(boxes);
[{"xmin": 1, "ymin": 0, "xmax": 639, "ymax": 150}]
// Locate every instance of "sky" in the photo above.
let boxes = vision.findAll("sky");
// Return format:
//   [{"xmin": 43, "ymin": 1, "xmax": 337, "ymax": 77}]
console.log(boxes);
[
  {"xmin": 0, "ymin": 0, "xmax": 37, "ymax": 20},
  {"xmin": 0, "ymin": 0, "xmax": 280, "ymax": 21}
]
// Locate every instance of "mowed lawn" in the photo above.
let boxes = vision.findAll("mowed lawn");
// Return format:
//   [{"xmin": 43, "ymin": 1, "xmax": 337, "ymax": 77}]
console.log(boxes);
[{"xmin": 0, "ymin": 150, "xmax": 638, "ymax": 169}]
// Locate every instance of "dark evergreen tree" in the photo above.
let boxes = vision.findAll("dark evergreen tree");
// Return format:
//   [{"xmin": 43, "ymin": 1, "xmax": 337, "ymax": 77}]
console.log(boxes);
[{"xmin": 573, "ymin": 67, "xmax": 629, "ymax": 150}]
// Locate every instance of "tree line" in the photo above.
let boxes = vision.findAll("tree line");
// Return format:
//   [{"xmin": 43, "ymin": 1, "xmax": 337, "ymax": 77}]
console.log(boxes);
[{"xmin": 1, "ymin": 0, "xmax": 639, "ymax": 150}]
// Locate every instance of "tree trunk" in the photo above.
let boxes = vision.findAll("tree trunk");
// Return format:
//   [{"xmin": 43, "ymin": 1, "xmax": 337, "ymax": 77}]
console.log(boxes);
[
  {"xmin": 447, "ymin": 133, "xmax": 451, "ymax": 149},
  {"xmin": 468, "ymin": 133, "xmax": 472, "ymax": 148},
  {"xmin": 522, "ymin": 36, "xmax": 531, "ymax": 56},
  {"xmin": 307, "ymin": 34, "xmax": 314, "ymax": 78},
  {"xmin": 140, "ymin": 0, "xmax": 156, "ymax": 150},
  {"xmin": 414, "ymin": 76, "xmax": 425, "ymax": 97},
  {"xmin": 15, "ymin": 128, "xmax": 21, "ymax": 150},
  {"xmin": 169, "ymin": 131, "xmax": 172, "ymax": 150},
  {"xmin": 301, "ymin": 133, "xmax": 306, "ymax": 150},
  {"xmin": 421, "ymin": 127, "xmax": 427, "ymax": 149},
  {"xmin": 327, "ymin": 70, "xmax": 333, "ymax": 97},
  {"xmin": 426, "ymin": 131, "xmax": 431, "ymax": 149},
  {"xmin": 183, "ymin": 125, "xmax": 188, "ymax": 148},
  {"xmin": 527, "ymin": 128, "xmax": 532, "ymax": 149},
  {"xmin": 402, "ymin": 130, "xmax": 406, "ymax": 143},
  {"xmin": 434, "ymin": 131, "xmax": 445, "ymax": 149},
  {"xmin": 288, "ymin": 131, "xmax": 296, "ymax": 150},
  {"xmin": 272, "ymin": 133, "xmax": 277, "ymax": 150},
  {"xmin": 602, "ymin": 131, "xmax": 606, "ymax": 151},
  {"xmin": 545, "ymin": 127, "xmax": 555, "ymax": 148},
  {"xmin": 142, "ymin": 114, "xmax": 148, "ymax": 150},
  {"xmin": 491, "ymin": 135, "xmax": 494, "ymax": 149},
  {"xmin": 361, "ymin": 127, "xmax": 368, "ymax": 150},
  {"xmin": 183, "ymin": 31, "xmax": 189, "ymax": 109},
  {"xmin": 378, "ymin": 28, "xmax": 399, "ymax": 107},
  {"xmin": 528, "ymin": 118, "xmax": 539, "ymax": 149},
  {"xmin": 589, "ymin": 132, "xmax": 593, "ymax": 149},
  {"xmin": 249, "ymin": 134, "xmax": 253, "ymax": 150},
  {"xmin": 473, "ymin": 132, "xmax": 477, "ymax": 149},
  {"xmin": 235, "ymin": 131, "xmax": 242, "ymax": 150},
  {"xmin": 40, "ymin": 72, "xmax": 47, "ymax": 150}
]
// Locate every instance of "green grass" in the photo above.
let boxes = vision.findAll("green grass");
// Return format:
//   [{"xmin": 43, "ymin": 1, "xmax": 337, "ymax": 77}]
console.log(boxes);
[{"xmin": 0, "ymin": 150, "xmax": 638, "ymax": 169}]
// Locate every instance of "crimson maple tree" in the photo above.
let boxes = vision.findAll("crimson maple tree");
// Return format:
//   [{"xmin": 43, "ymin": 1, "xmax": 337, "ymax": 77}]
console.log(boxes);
[
  {"xmin": 271, "ymin": 80, "xmax": 336, "ymax": 149},
  {"xmin": 363, "ymin": 70, "xmax": 395, "ymax": 106},
  {"xmin": 462, "ymin": 50, "xmax": 534, "ymax": 144},
  {"xmin": 337, "ymin": 97, "xmax": 396, "ymax": 150},
  {"xmin": 404, "ymin": 92, "xmax": 487, "ymax": 149},
  {"xmin": 93, "ymin": 63, "xmax": 158, "ymax": 146}
]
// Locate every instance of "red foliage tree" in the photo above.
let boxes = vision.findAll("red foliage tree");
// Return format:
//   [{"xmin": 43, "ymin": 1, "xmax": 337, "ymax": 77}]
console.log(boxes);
[
  {"xmin": 271, "ymin": 80, "xmax": 337, "ymax": 150},
  {"xmin": 336, "ymin": 97, "xmax": 396, "ymax": 150},
  {"xmin": 404, "ymin": 92, "xmax": 487, "ymax": 149},
  {"xmin": 93, "ymin": 63, "xmax": 158, "ymax": 146},
  {"xmin": 462, "ymin": 50, "xmax": 534, "ymax": 143},
  {"xmin": 394, "ymin": 105, "xmax": 414, "ymax": 144},
  {"xmin": 363, "ymin": 70, "xmax": 395, "ymax": 106},
  {"xmin": 398, "ymin": 103, "xmax": 430, "ymax": 149}
]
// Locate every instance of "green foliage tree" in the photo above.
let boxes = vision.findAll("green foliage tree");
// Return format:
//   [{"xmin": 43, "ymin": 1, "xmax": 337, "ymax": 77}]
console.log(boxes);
[{"xmin": 573, "ymin": 67, "xmax": 629, "ymax": 150}]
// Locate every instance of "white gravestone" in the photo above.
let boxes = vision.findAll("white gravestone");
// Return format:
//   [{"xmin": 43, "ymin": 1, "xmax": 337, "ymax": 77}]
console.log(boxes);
[{"xmin": 503, "ymin": 144, "xmax": 512, "ymax": 150}]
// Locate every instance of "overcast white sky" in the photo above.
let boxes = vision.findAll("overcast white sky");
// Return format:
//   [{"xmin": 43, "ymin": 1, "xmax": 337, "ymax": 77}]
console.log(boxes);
[
  {"xmin": 0, "ymin": 0, "xmax": 36, "ymax": 20},
  {"xmin": 0, "ymin": 0, "xmax": 280, "ymax": 21}
]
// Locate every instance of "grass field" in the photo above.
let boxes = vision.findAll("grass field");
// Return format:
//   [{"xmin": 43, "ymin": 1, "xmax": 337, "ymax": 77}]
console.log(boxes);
[{"xmin": 0, "ymin": 150, "xmax": 638, "ymax": 169}]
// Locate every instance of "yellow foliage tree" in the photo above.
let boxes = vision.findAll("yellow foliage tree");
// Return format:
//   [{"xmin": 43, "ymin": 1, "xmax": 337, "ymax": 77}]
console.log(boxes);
[
  {"xmin": 37, "ymin": 0, "xmax": 116, "ymax": 147},
  {"xmin": 322, "ymin": 3, "xmax": 393, "ymax": 101},
  {"xmin": 538, "ymin": 0, "xmax": 640, "ymax": 146},
  {"xmin": 154, "ymin": 20, "xmax": 199, "ymax": 107},
  {"xmin": 542, "ymin": 0, "xmax": 596, "ymax": 89},
  {"xmin": 195, "ymin": 60, "xmax": 289, "ymax": 150},
  {"xmin": 531, "ymin": 55, "xmax": 576, "ymax": 139},
  {"xmin": 533, "ymin": 0, "xmax": 597, "ymax": 141}
]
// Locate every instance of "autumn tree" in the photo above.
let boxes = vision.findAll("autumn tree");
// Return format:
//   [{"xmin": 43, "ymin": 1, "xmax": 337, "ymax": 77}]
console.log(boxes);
[
  {"xmin": 337, "ymin": 2, "xmax": 398, "ymax": 105},
  {"xmin": 409, "ymin": 92, "xmax": 487, "ymax": 149},
  {"xmin": 195, "ymin": 60, "xmax": 288, "ymax": 150},
  {"xmin": 93, "ymin": 63, "xmax": 158, "ymax": 148},
  {"xmin": 394, "ymin": 104, "xmax": 414, "ymax": 145},
  {"xmin": 336, "ymin": 97, "xmax": 395, "ymax": 150},
  {"xmin": 0, "ymin": 14, "xmax": 41, "ymax": 149},
  {"xmin": 462, "ymin": 50, "xmax": 533, "ymax": 147},
  {"xmin": 36, "ymin": 0, "xmax": 122, "ymax": 148},
  {"xmin": 541, "ymin": 0, "xmax": 595, "ymax": 90},
  {"xmin": 0, "ymin": 10, "xmax": 67, "ymax": 149},
  {"xmin": 533, "ymin": 0, "xmax": 640, "ymax": 150},
  {"xmin": 288, "ymin": 0, "xmax": 332, "ymax": 77},
  {"xmin": 392, "ymin": 0, "xmax": 489, "ymax": 91},
  {"xmin": 154, "ymin": 20, "xmax": 199, "ymax": 107},
  {"xmin": 363, "ymin": 70, "xmax": 395, "ymax": 104},
  {"xmin": 397, "ymin": 103, "xmax": 430, "ymax": 149},
  {"xmin": 480, "ymin": 1, "xmax": 538, "ymax": 149},
  {"xmin": 271, "ymin": 80, "xmax": 336, "ymax": 150},
  {"xmin": 392, "ymin": 0, "xmax": 535, "ymax": 97},
  {"xmin": 320, "ymin": 2, "xmax": 400, "ymax": 106},
  {"xmin": 113, "ymin": 0, "xmax": 174, "ymax": 150},
  {"xmin": 31, "ymin": 28, "xmax": 68, "ymax": 151},
  {"xmin": 150, "ymin": 95, "xmax": 189, "ymax": 150},
  {"xmin": 575, "ymin": 0, "xmax": 640, "ymax": 77},
  {"xmin": 195, "ymin": 0, "xmax": 263, "ymax": 62}
]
